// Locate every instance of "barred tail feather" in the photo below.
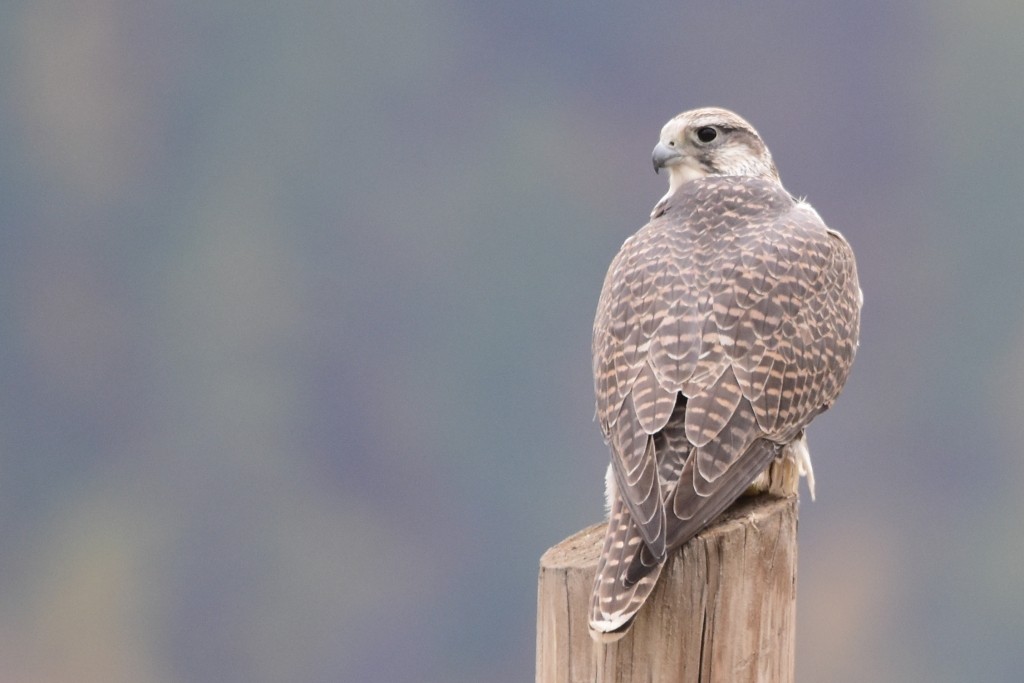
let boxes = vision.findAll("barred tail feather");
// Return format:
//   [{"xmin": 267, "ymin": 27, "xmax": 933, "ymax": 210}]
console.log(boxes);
[{"xmin": 589, "ymin": 482, "xmax": 665, "ymax": 641}]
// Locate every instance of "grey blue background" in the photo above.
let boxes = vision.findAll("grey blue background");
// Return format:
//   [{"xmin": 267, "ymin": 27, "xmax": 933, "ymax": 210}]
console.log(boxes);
[{"xmin": 2, "ymin": 2, "xmax": 1023, "ymax": 682}]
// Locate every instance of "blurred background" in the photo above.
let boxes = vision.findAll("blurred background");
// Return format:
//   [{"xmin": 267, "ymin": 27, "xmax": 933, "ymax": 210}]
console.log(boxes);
[{"xmin": 1, "ymin": 1, "xmax": 1023, "ymax": 681}]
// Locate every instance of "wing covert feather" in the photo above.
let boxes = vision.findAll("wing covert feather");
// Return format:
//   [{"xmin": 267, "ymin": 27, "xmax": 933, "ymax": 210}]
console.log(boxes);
[{"xmin": 592, "ymin": 177, "xmax": 861, "ymax": 620}]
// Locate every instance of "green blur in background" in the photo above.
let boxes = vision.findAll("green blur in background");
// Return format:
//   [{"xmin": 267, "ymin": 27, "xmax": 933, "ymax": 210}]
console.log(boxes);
[{"xmin": 1, "ymin": 1, "xmax": 1023, "ymax": 682}]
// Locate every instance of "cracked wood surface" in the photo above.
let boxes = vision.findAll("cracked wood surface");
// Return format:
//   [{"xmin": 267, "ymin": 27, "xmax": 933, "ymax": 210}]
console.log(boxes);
[{"xmin": 536, "ymin": 488, "xmax": 797, "ymax": 683}]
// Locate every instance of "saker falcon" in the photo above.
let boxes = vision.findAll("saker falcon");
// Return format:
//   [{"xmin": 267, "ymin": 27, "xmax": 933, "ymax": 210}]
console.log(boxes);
[{"xmin": 589, "ymin": 108, "xmax": 861, "ymax": 639}]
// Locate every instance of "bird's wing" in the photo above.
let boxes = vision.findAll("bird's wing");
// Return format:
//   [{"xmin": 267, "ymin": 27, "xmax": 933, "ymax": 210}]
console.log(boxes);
[
  {"xmin": 593, "ymin": 224, "xmax": 691, "ymax": 560},
  {"xmin": 589, "ymin": 397, "xmax": 695, "ymax": 636},
  {"xmin": 593, "ymin": 178, "xmax": 860, "ymax": 576}
]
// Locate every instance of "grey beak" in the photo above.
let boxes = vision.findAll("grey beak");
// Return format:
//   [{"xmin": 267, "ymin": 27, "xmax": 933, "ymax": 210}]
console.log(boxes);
[{"xmin": 652, "ymin": 142, "xmax": 683, "ymax": 174}]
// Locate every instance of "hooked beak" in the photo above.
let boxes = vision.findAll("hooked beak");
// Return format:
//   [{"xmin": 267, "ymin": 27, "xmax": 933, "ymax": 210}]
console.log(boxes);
[{"xmin": 652, "ymin": 141, "xmax": 683, "ymax": 174}]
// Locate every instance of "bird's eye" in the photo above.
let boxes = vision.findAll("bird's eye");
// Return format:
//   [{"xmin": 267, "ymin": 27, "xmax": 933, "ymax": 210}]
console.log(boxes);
[{"xmin": 696, "ymin": 126, "xmax": 717, "ymax": 143}]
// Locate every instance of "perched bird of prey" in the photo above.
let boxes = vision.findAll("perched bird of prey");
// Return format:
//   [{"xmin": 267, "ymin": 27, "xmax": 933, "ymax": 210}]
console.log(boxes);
[{"xmin": 589, "ymin": 108, "xmax": 861, "ymax": 639}]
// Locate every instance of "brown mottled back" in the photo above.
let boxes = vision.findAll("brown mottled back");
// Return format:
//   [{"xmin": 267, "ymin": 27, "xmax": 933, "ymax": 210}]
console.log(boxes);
[{"xmin": 590, "ymin": 171, "xmax": 860, "ymax": 637}]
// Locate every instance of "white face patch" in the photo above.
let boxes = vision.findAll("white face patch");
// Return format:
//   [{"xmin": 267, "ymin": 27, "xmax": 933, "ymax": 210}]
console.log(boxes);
[
  {"xmin": 660, "ymin": 117, "xmax": 687, "ymax": 142},
  {"xmin": 667, "ymin": 158, "xmax": 709, "ymax": 194},
  {"xmin": 654, "ymin": 159, "xmax": 709, "ymax": 211},
  {"xmin": 654, "ymin": 110, "xmax": 778, "ymax": 208}
]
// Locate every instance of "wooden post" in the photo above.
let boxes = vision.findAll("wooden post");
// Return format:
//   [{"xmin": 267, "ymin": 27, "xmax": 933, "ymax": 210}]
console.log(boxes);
[{"xmin": 536, "ymin": 460, "xmax": 801, "ymax": 683}]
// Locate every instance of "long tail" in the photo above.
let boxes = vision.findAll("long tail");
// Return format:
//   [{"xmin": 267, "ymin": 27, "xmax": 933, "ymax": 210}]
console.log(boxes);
[{"xmin": 588, "ymin": 483, "xmax": 664, "ymax": 641}]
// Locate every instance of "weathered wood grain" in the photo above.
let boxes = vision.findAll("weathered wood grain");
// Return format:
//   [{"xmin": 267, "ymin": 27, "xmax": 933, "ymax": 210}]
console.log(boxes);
[{"xmin": 537, "ymin": 473, "xmax": 799, "ymax": 683}]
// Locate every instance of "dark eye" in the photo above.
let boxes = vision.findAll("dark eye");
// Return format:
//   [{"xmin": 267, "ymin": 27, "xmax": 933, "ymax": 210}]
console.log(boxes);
[{"xmin": 696, "ymin": 126, "xmax": 717, "ymax": 143}]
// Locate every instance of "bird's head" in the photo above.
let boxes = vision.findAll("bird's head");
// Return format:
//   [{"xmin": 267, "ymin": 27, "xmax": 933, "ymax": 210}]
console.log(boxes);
[{"xmin": 652, "ymin": 108, "xmax": 779, "ymax": 198}]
